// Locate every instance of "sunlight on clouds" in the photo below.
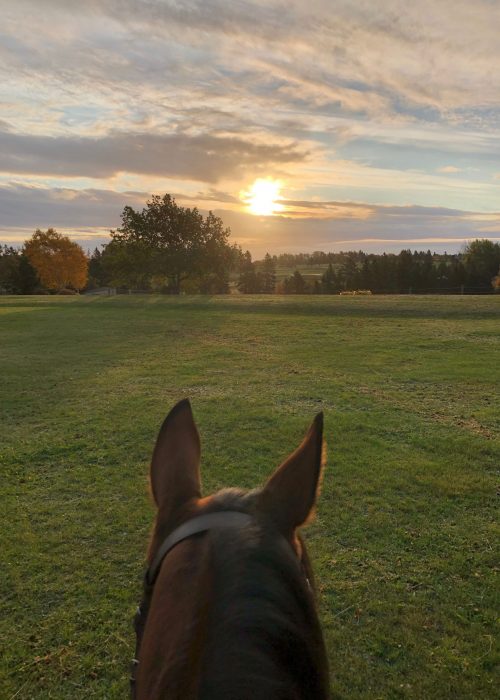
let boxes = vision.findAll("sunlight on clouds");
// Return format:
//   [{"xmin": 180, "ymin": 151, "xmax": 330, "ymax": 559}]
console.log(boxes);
[{"xmin": 280, "ymin": 200, "xmax": 374, "ymax": 220}]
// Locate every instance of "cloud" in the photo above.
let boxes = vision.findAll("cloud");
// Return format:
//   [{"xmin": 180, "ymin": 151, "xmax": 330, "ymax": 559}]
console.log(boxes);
[
  {"xmin": 217, "ymin": 205, "xmax": 500, "ymax": 257},
  {"xmin": 0, "ymin": 127, "xmax": 306, "ymax": 182},
  {"xmin": 279, "ymin": 199, "xmax": 473, "ymax": 220},
  {"xmin": 0, "ymin": 183, "xmax": 144, "ymax": 228},
  {"xmin": 437, "ymin": 165, "xmax": 462, "ymax": 173},
  {"xmin": 177, "ymin": 189, "xmax": 241, "ymax": 205}
]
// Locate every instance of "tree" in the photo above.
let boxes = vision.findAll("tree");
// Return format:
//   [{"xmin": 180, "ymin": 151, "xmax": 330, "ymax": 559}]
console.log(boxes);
[
  {"xmin": 87, "ymin": 247, "xmax": 111, "ymax": 289},
  {"xmin": 284, "ymin": 270, "xmax": 308, "ymax": 294},
  {"xmin": 24, "ymin": 229, "xmax": 88, "ymax": 291},
  {"xmin": 463, "ymin": 239, "xmax": 500, "ymax": 289},
  {"xmin": 448, "ymin": 258, "xmax": 466, "ymax": 289},
  {"xmin": 17, "ymin": 253, "xmax": 39, "ymax": 293},
  {"xmin": 101, "ymin": 238, "xmax": 153, "ymax": 290},
  {"xmin": 237, "ymin": 250, "xmax": 262, "ymax": 293},
  {"xmin": 370, "ymin": 253, "xmax": 398, "ymax": 293},
  {"xmin": 0, "ymin": 246, "xmax": 22, "ymax": 293},
  {"xmin": 338, "ymin": 253, "xmax": 358, "ymax": 291},
  {"xmin": 260, "ymin": 253, "xmax": 276, "ymax": 293},
  {"xmin": 110, "ymin": 194, "xmax": 235, "ymax": 293},
  {"xmin": 421, "ymin": 250, "xmax": 437, "ymax": 291},
  {"xmin": 0, "ymin": 246, "xmax": 39, "ymax": 294},
  {"xmin": 397, "ymin": 250, "xmax": 414, "ymax": 293},
  {"xmin": 321, "ymin": 263, "xmax": 340, "ymax": 293}
]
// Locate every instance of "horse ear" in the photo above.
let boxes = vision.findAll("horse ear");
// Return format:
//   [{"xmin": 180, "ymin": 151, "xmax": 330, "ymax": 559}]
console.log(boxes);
[
  {"xmin": 259, "ymin": 413, "xmax": 325, "ymax": 536},
  {"xmin": 150, "ymin": 399, "xmax": 201, "ymax": 513}
]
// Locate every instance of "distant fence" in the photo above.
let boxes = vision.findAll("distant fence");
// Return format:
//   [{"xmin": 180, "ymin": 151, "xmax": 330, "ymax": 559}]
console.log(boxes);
[
  {"xmin": 374, "ymin": 286, "xmax": 496, "ymax": 295},
  {"xmin": 84, "ymin": 287, "xmax": 117, "ymax": 296},
  {"xmin": 82, "ymin": 285, "xmax": 498, "ymax": 296},
  {"xmin": 85, "ymin": 288, "xmax": 183, "ymax": 295}
]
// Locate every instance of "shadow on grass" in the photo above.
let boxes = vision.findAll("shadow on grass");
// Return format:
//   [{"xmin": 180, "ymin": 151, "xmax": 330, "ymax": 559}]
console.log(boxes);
[{"xmin": 106, "ymin": 294, "xmax": 500, "ymax": 321}]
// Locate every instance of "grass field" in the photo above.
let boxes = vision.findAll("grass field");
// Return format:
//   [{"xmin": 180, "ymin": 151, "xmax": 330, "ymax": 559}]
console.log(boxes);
[{"xmin": 1, "ymin": 294, "xmax": 499, "ymax": 699}]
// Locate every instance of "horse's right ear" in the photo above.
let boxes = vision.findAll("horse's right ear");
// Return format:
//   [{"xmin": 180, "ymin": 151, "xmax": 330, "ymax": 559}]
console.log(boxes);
[
  {"xmin": 150, "ymin": 399, "xmax": 201, "ymax": 514},
  {"xmin": 259, "ymin": 413, "xmax": 325, "ymax": 537}
]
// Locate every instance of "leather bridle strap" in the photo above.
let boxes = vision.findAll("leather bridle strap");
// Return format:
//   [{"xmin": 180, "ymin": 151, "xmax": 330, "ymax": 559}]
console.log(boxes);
[{"xmin": 146, "ymin": 511, "xmax": 254, "ymax": 586}]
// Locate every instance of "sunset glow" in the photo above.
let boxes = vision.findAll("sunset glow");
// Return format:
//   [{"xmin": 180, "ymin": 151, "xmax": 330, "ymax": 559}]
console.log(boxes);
[{"xmin": 243, "ymin": 179, "xmax": 284, "ymax": 216}]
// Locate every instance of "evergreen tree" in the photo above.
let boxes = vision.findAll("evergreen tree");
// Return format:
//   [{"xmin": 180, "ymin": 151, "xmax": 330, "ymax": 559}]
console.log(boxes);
[
  {"xmin": 358, "ymin": 258, "xmax": 372, "ymax": 291},
  {"xmin": 284, "ymin": 270, "xmax": 308, "ymax": 294},
  {"xmin": 338, "ymin": 254, "xmax": 358, "ymax": 290},
  {"xmin": 261, "ymin": 253, "xmax": 276, "ymax": 293},
  {"xmin": 237, "ymin": 251, "xmax": 262, "ymax": 293},
  {"xmin": 448, "ymin": 259, "xmax": 467, "ymax": 289},
  {"xmin": 0, "ymin": 246, "xmax": 21, "ymax": 293},
  {"xmin": 397, "ymin": 250, "xmax": 414, "ymax": 293},
  {"xmin": 321, "ymin": 263, "xmax": 339, "ymax": 293},
  {"xmin": 87, "ymin": 247, "xmax": 110, "ymax": 288},
  {"xmin": 435, "ymin": 261, "xmax": 449, "ymax": 291},
  {"xmin": 421, "ymin": 250, "xmax": 436, "ymax": 291},
  {"xmin": 17, "ymin": 253, "xmax": 39, "ymax": 293},
  {"xmin": 0, "ymin": 246, "xmax": 39, "ymax": 294}
]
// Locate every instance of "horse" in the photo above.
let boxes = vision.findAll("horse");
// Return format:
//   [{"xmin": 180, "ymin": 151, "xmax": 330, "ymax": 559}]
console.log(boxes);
[{"xmin": 132, "ymin": 399, "xmax": 330, "ymax": 699}]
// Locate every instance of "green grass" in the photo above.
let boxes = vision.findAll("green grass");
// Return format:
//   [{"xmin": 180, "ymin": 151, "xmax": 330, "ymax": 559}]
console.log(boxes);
[{"xmin": 1, "ymin": 294, "xmax": 498, "ymax": 699}]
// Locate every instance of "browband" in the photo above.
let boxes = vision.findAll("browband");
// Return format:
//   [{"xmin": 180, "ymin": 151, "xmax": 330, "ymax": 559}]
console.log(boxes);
[{"xmin": 146, "ymin": 511, "xmax": 254, "ymax": 586}]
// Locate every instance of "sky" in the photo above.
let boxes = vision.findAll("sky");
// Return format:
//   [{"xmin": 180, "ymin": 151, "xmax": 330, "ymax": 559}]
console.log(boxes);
[{"xmin": 1, "ymin": 0, "xmax": 500, "ymax": 258}]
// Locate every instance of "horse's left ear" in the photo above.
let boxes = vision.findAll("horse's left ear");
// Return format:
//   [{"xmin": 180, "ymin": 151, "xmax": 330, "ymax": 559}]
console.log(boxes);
[
  {"xmin": 150, "ymin": 399, "xmax": 201, "ymax": 514},
  {"xmin": 259, "ymin": 413, "xmax": 325, "ymax": 536}
]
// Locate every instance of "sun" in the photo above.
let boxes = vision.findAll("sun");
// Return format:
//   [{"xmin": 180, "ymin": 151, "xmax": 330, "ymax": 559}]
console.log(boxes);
[{"xmin": 242, "ymin": 178, "xmax": 284, "ymax": 215}]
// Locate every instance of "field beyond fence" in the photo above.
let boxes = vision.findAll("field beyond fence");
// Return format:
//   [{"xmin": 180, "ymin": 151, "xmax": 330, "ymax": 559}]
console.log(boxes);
[{"xmin": 1, "ymin": 294, "xmax": 498, "ymax": 698}]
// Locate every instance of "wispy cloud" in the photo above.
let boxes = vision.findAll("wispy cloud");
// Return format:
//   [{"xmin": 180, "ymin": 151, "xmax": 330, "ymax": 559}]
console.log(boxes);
[{"xmin": 437, "ymin": 166, "xmax": 463, "ymax": 174}]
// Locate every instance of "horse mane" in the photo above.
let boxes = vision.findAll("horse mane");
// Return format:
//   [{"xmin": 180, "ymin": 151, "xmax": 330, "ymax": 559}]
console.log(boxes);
[{"xmin": 194, "ymin": 489, "xmax": 329, "ymax": 699}]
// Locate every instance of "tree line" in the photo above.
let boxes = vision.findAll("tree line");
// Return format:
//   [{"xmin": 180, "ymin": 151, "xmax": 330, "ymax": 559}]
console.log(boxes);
[
  {"xmin": 276, "ymin": 243, "xmax": 500, "ymax": 295},
  {"xmin": 1, "ymin": 193, "xmax": 499, "ymax": 294}
]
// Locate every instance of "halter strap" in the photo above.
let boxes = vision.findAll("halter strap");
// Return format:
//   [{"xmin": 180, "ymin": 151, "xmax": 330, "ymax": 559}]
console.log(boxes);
[{"xmin": 146, "ymin": 511, "xmax": 254, "ymax": 586}]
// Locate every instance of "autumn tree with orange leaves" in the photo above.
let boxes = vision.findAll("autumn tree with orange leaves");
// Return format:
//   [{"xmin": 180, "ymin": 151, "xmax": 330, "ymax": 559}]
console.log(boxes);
[{"xmin": 24, "ymin": 229, "xmax": 88, "ymax": 292}]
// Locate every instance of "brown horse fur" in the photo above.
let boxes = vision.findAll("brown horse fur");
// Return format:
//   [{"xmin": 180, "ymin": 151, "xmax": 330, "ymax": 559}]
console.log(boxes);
[{"xmin": 135, "ymin": 399, "xmax": 330, "ymax": 699}]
